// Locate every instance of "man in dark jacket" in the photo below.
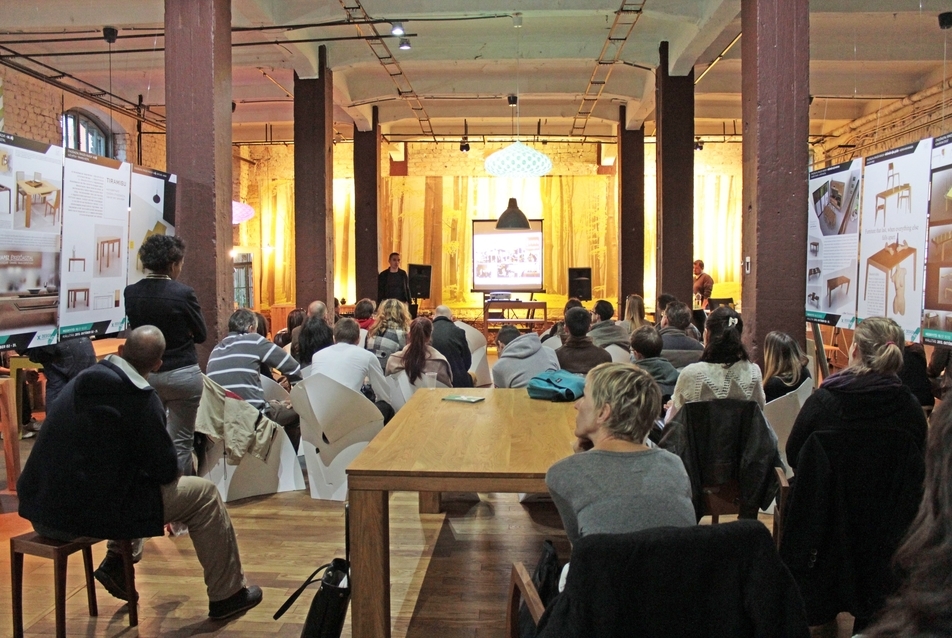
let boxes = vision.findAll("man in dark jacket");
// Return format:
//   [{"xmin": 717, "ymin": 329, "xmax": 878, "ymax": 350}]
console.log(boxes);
[
  {"xmin": 377, "ymin": 252, "xmax": 411, "ymax": 304},
  {"xmin": 430, "ymin": 305, "xmax": 473, "ymax": 387},
  {"xmin": 659, "ymin": 301, "xmax": 704, "ymax": 369},
  {"xmin": 17, "ymin": 326, "xmax": 262, "ymax": 621},
  {"xmin": 556, "ymin": 307, "xmax": 611, "ymax": 375}
]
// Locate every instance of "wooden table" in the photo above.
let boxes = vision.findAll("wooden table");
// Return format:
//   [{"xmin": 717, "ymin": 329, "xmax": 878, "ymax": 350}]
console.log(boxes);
[
  {"xmin": 864, "ymin": 243, "xmax": 916, "ymax": 317},
  {"xmin": 874, "ymin": 183, "xmax": 911, "ymax": 226},
  {"xmin": 482, "ymin": 299, "xmax": 547, "ymax": 340},
  {"xmin": 67, "ymin": 257, "xmax": 86, "ymax": 272},
  {"xmin": 67, "ymin": 287, "xmax": 89, "ymax": 309},
  {"xmin": 346, "ymin": 388, "xmax": 575, "ymax": 638},
  {"xmin": 826, "ymin": 276, "xmax": 850, "ymax": 306},
  {"xmin": 97, "ymin": 237, "xmax": 121, "ymax": 272},
  {"xmin": 16, "ymin": 179, "xmax": 58, "ymax": 229}
]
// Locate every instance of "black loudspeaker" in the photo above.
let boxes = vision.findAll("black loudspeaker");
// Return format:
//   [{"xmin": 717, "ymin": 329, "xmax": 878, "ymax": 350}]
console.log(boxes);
[
  {"xmin": 408, "ymin": 263, "xmax": 432, "ymax": 299},
  {"xmin": 568, "ymin": 267, "xmax": 592, "ymax": 301}
]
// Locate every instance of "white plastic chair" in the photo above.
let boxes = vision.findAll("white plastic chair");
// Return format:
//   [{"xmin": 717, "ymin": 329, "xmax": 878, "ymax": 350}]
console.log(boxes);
[
  {"xmin": 605, "ymin": 344, "xmax": 631, "ymax": 363},
  {"xmin": 260, "ymin": 373, "xmax": 291, "ymax": 402},
  {"xmin": 290, "ymin": 373, "xmax": 384, "ymax": 501},
  {"xmin": 455, "ymin": 321, "xmax": 491, "ymax": 387},
  {"xmin": 541, "ymin": 334, "xmax": 562, "ymax": 349},
  {"xmin": 199, "ymin": 427, "xmax": 305, "ymax": 502},
  {"xmin": 387, "ymin": 370, "xmax": 450, "ymax": 412},
  {"xmin": 764, "ymin": 377, "xmax": 815, "ymax": 476},
  {"xmin": 358, "ymin": 328, "xmax": 368, "ymax": 349}
]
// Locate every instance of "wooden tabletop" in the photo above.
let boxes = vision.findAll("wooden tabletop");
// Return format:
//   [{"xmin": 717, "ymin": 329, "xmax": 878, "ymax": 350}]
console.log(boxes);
[
  {"xmin": 92, "ymin": 337, "xmax": 124, "ymax": 360},
  {"xmin": 348, "ymin": 388, "xmax": 575, "ymax": 483}
]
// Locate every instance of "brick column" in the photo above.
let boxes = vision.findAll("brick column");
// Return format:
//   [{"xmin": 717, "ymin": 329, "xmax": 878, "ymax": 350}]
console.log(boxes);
[
  {"xmin": 618, "ymin": 105, "xmax": 645, "ymax": 310},
  {"xmin": 294, "ymin": 46, "xmax": 335, "ymax": 312},
  {"xmin": 741, "ymin": 0, "xmax": 809, "ymax": 360},
  {"xmin": 165, "ymin": 0, "xmax": 232, "ymax": 365},
  {"xmin": 655, "ymin": 41, "xmax": 695, "ymax": 305},
  {"xmin": 353, "ymin": 106, "xmax": 379, "ymax": 303}
]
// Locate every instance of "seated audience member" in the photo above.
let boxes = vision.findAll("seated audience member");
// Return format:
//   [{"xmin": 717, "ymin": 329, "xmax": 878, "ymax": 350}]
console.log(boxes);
[
  {"xmin": 21, "ymin": 336, "xmax": 97, "ymax": 412},
  {"xmin": 333, "ymin": 297, "xmax": 341, "ymax": 323},
  {"xmin": 253, "ymin": 312, "xmax": 274, "ymax": 376},
  {"xmin": 386, "ymin": 317, "xmax": 453, "ymax": 387},
  {"xmin": 544, "ymin": 298, "xmax": 584, "ymax": 344},
  {"xmin": 786, "ymin": 317, "xmax": 926, "ymax": 472},
  {"xmin": 630, "ymin": 325, "xmax": 679, "ymax": 400},
  {"xmin": 206, "ymin": 309, "xmax": 302, "ymax": 437},
  {"xmin": 17, "ymin": 326, "xmax": 262, "ymax": 619},
  {"xmin": 556, "ymin": 307, "xmax": 611, "ymax": 375},
  {"xmin": 762, "ymin": 331, "xmax": 812, "ymax": 403},
  {"xmin": 546, "ymin": 362, "xmax": 695, "ymax": 545},
  {"xmin": 297, "ymin": 315, "xmax": 334, "ymax": 366},
  {"xmin": 311, "ymin": 318, "xmax": 394, "ymax": 422},
  {"xmin": 273, "ymin": 308, "xmax": 305, "ymax": 349},
  {"xmin": 654, "ymin": 293, "xmax": 677, "ymax": 326},
  {"xmin": 659, "ymin": 301, "xmax": 705, "ymax": 369},
  {"xmin": 353, "ymin": 298, "xmax": 376, "ymax": 331},
  {"xmin": 864, "ymin": 400, "xmax": 952, "ymax": 638},
  {"xmin": 365, "ymin": 298, "xmax": 411, "ymax": 372},
  {"xmin": 927, "ymin": 344, "xmax": 952, "ymax": 399},
  {"xmin": 668, "ymin": 307, "xmax": 765, "ymax": 422},
  {"xmin": 491, "ymin": 326, "xmax": 560, "ymax": 389},
  {"xmin": 290, "ymin": 300, "xmax": 329, "ymax": 360},
  {"xmin": 430, "ymin": 305, "xmax": 473, "ymax": 387},
  {"xmin": 619, "ymin": 294, "xmax": 648, "ymax": 337},
  {"xmin": 899, "ymin": 341, "xmax": 935, "ymax": 409},
  {"xmin": 587, "ymin": 299, "xmax": 630, "ymax": 349},
  {"xmin": 781, "ymin": 317, "xmax": 927, "ymax": 633}
]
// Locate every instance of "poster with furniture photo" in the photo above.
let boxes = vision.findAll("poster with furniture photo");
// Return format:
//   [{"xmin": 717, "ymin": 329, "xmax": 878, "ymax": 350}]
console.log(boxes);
[
  {"xmin": 58, "ymin": 148, "xmax": 131, "ymax": 339},
  {"xmin": 805, "ymin": 158, "xmax": 861, "ymax": 328},
  {"xmin": 128, "ymin": 165, "xmax": 176, "ymax": 285},
  {"xmin": 0, "ymin": 133, "xmax": 64, "ymax": 352},
  {"xmin": 923, "ymin": 132, "xmax": 952, "ymax": 345},
  {"xmin": 857, "ymin": 139, "xmax": 932, "ymax": 341}
]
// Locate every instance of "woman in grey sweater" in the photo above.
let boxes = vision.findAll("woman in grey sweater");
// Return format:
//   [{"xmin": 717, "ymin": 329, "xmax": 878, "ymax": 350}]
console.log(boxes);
[{"xmin": 546, "ymin": 362, "xmax": 695, "ymax": 545}]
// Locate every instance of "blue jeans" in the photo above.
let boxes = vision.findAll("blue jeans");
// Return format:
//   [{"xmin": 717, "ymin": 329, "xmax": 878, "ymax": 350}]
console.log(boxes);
[{"xmin": 149, "ymin": 364, "xmax": 203, "ymax": 475}]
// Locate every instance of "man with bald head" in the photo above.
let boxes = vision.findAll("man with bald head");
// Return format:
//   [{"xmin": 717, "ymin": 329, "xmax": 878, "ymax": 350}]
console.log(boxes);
[
  {"xmin": 18, "ymin": 326, "xmax": 262, "ymax": 621},
  {"xmin": 430, "ymin": 305, "xmax": 473, "ymax": 387},
  {"xmin": 290, "ymin": 300, "xmax": 329, "ymax": 360}
]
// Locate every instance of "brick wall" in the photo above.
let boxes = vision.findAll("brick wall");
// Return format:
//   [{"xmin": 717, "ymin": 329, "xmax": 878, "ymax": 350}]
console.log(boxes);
[{"xmin": 0, "ymin": 66, "xmax": 166, "ymax": 170}]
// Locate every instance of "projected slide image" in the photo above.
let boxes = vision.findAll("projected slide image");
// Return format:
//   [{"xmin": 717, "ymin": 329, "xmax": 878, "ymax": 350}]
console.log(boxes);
[{"xmin": 473, "ymin": 231, "xmax": 542, "ymax": 289}]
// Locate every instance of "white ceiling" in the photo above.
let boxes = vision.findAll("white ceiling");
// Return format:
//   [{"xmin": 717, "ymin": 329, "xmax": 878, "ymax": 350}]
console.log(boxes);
[{"xmin": 2, "ymin": 0, "xmax": 952, "ymax": 144}]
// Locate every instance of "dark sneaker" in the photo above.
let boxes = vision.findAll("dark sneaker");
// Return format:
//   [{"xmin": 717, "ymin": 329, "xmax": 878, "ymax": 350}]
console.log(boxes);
[
  {"xmin": 208, "ymin": 585, "xmax": 263, "ymax": 620},
  {"xmin": 94, "ymin": 552, "xmax": 137, "ymax": 602}
]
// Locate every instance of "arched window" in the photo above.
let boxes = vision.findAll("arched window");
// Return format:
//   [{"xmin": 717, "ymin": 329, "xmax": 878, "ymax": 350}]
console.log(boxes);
[{"xmin": 62, "ymin": 110, "xmax": 112, "ymax": 157}]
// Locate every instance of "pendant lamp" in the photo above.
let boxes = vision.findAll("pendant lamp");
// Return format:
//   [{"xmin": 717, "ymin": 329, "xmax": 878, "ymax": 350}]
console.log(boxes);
[{"xmin": 496, "ymin": 197, "xmax": 531, "ymax": 230}]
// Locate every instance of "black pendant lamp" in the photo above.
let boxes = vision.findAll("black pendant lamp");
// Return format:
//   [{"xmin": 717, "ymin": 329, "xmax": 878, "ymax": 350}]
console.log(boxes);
[{"xmin": 496, "ymin": 197, "xmax": 531, "ymax": 229}]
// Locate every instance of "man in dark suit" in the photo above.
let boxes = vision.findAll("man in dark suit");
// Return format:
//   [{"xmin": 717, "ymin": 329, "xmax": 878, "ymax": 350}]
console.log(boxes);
[{"xmin": 431, "ymin": 305, "xmax": 473, "ymax": 387}]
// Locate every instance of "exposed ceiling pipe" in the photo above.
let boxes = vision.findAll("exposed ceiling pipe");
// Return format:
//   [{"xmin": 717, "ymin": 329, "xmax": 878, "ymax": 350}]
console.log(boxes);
[
  {"xmin": 338, "ymin": 0, "xmax": 435, "ymax": 139},
  {"xmin": 571, "ymin": 0, "xmax": 646, "ymax": 136}
]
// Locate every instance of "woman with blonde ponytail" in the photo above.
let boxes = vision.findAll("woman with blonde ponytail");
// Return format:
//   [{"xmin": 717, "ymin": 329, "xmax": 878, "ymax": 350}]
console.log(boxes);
[{"xmin": 785, "ymin": 316, "xmax": 925, "ymax": 471}]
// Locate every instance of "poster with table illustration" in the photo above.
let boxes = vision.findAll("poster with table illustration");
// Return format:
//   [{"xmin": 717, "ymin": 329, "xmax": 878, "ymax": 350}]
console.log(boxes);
[
  {"xmin": 857, "ymin": 139, "xmax": 932, "ymax": 341},
  {"xmin": 58, "ymin": 148, "xmax": 131, "ymax": 339},
  {"xmin": 923, "ymin": 133, "xmax": 952, "ymax": 345},
  {"xmin": 128, "ymin": 165, "xmax": 176, "ymax": 285},
  {"xmin": 806, "ymin": 158, "xmax": 861, "ymax": 328},
  {"xmin": 0, "ymin": 133, "xmax": 63, "ymax": 351}
]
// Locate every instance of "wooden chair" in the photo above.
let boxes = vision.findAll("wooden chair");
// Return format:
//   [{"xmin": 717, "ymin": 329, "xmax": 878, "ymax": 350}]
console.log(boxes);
[
  {"xmin": 11, "ymin": 533, "xmax": 137, "ymax": 637},
  {"xmin": 43, "ymin": 189, "xmax": 61, "ymax": 224},
  {"xmin": 505, "ymin": 562, "xmax": 546, "ymax": 638}
]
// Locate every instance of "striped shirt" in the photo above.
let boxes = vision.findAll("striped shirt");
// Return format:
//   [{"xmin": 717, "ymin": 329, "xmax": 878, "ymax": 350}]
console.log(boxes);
[{"xmin": 206, "ymin": 333, "xmax": 302, "ymax": 412}]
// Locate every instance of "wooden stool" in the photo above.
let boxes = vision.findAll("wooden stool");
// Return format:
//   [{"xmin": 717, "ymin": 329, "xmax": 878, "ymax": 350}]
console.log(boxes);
[{"xmin": 11, "ymin": 532, "xmax": 138, "ymax": 637}]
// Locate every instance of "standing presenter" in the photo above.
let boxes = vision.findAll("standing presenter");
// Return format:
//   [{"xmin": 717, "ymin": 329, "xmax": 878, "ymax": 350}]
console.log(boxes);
[{"xmin": 378, "ymin": 252, "xmax": 412, "ymax": 305}]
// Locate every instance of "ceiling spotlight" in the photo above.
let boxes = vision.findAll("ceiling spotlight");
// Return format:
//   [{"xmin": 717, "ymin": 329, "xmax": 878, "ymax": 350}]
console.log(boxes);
[
  {"xmin": 508, "ymin": 94, "xmax": 518, "ymax": 107},
  {"xmin": 694, "ymin": 137, "xmax": 704, "ymax": 151},
  {"xmin": 399, "ymin": 38, "xmax": 411, "ymax": 50},
  {"xmin": 512, "ymin": 13, "xmax": 523, "ymax": 28},
  {"xmin": 102, "ymin": 26, "xmax": 118, "ymax": 44},
  {"xmin": 391, "ymin": 22, "xmax": 405, "ymax": 36},
  {"xmin": 460, "ymin": 139, "xmax": 470, "ymax": 153}
]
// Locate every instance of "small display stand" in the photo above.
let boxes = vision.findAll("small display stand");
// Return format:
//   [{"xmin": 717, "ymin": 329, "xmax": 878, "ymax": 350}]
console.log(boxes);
[{"xmin": 481, "ymin": 291, "xmax": 547, "ymax": 341}]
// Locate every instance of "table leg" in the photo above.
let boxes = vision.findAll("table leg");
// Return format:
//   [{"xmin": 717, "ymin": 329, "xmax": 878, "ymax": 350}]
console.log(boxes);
[
  {"xmin": 863, "ymin": 263, "xmax": 869, "ymax": 300},
  {"xmin": 350, "ymin": 489, "xmax": 391, "ymax": 638},
  {"xmin": 0, "ymin": 378, "xmax": 21, "ymax": 493},
  {"xmin": 419, "ymin": 491, "xmax": 441, "ymax": 514},
  {"xmin": 24, "ymin": 196, "xmax": 31, "ymax": 229}
]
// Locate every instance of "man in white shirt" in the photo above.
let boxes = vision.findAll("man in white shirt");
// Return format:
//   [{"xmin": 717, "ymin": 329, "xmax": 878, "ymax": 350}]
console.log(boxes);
[{"xmin": 309, "ymin": 318, "xmax": 394, "ymax": 422}]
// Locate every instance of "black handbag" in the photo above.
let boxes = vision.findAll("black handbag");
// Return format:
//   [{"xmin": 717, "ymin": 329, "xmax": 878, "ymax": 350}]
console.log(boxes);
[{"xmin": 274, "ymin": 505, "xmax": 351, "ymax": 638}]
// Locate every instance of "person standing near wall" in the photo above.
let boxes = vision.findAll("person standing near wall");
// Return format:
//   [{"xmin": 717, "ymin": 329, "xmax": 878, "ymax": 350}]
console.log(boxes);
[
  {"xmin": 377, "ymin": 252, "xmax": 411, "ymax": 305},
  {"xmin": 692, "ymin": 260, "xmax": 714, "ymax": 310},
  {"xmin": 124, "ymin": 235, "xmax": 207, "ymax": 476}
]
